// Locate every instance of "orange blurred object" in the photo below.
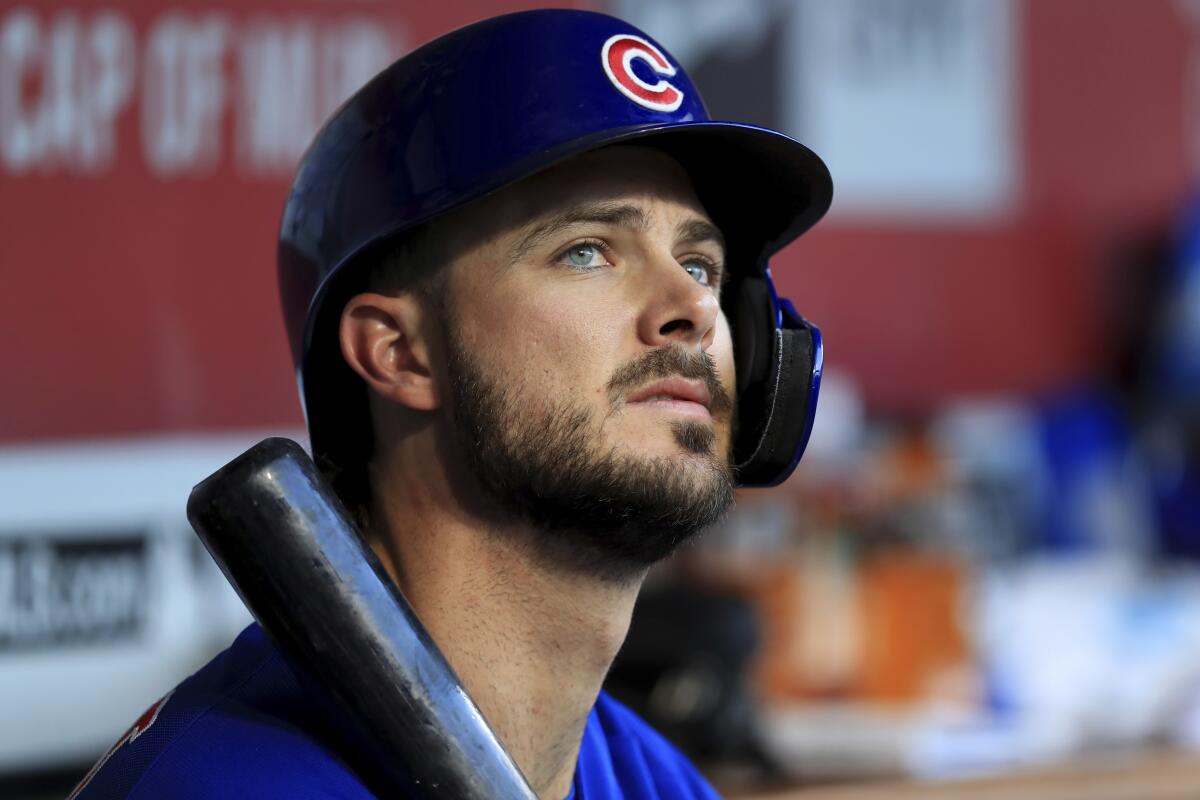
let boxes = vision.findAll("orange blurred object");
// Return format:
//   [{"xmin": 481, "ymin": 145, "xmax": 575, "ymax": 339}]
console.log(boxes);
[
  {"xmin": 857, "ymin": 554, "xmax": 969, "ymax": 702},
  {"xmin": 753, "ymin": 552, "xmax": 969, "ymax": 704}
]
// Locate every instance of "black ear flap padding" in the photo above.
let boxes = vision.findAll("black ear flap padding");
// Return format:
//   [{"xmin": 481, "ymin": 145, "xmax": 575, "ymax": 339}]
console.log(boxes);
[
  {"xmin": 731, "ymin": 277, "xmax": 772, "ymax": 397},
  {"xmin": 734, "ymin": 325, "xmax": 816, "ymax": 487},
  {"xmin": 728, "ymin": 276, "xmax": 773, "ymax": 473}
]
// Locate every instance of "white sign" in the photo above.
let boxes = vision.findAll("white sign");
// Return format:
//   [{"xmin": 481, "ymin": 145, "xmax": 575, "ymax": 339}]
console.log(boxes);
[{"xmin": 785, "ymin": 0, "xmax": 1019, "ymax": 220}]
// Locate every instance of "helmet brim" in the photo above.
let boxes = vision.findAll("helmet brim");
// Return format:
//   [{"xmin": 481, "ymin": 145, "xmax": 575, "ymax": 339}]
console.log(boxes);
[{"xmin": 432, "ymin": 119, "xmax": 834, "ymax": 277}]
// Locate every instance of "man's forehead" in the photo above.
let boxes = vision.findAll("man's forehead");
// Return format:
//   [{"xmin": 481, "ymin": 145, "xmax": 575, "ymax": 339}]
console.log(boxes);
[
  {"xmin": 452, "ymin": 146, "xmax": 711, "ymax": 240},
  {"xmin": 512, "ymin": 146, "xmax": 704, "ymax": 217}
]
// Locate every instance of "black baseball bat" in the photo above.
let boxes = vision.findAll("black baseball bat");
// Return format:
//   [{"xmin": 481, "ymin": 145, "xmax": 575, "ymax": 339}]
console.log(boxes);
[{"xmin": 187, "ymin": 437, "xmax": 537, "ymax": 799}]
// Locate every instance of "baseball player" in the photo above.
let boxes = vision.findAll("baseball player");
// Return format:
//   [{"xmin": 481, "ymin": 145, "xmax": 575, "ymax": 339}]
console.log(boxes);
[{"xmin": 70, "ymin": 9, "xmax": 831, "ymax": 799}]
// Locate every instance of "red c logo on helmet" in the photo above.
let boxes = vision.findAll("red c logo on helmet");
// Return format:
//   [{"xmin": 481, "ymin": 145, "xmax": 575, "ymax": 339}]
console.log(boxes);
[{"xmin": 601, "ymin": 34, "xmax": 683, "ymax": 113}]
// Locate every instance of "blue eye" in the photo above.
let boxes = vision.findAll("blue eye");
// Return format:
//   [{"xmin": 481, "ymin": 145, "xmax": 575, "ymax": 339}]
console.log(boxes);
[
  {"xmin": 683, "ymin": 261, "xmax": 711, "ymax": 285},
  {"xmin": 565, "ymin": 243, "xmax": 605, "ymax": 268}
]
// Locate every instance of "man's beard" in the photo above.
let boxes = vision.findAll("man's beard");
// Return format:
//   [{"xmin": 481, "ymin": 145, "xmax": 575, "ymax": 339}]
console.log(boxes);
[{"xmin": 444, "ymin": 334, "xmax": 736, "ymax": 581}]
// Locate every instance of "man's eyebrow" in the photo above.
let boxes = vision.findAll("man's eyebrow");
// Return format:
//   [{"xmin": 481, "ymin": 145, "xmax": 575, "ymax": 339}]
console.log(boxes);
[
  {"xmin": 509, "ymin": 202, "xmax": 650, "ymax": 262},
  {"xmin": 676, "ymin": 218, "xmax": 726, "ymax": 255}
]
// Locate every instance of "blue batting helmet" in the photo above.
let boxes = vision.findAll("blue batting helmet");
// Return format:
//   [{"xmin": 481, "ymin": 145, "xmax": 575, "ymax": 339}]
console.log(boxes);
[{"xmin": 278, "ymin": 9, "xmax": 832, "ymax": 488}]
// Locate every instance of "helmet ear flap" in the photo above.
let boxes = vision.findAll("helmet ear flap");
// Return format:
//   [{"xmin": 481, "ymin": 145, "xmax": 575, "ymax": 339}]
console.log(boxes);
[
  {"xmin": 728, "ymin": 276, "xmax": 823, "ymax": 487},
  {"xmin": 731, "ymin": 276, "xmax": 773, "ymax": 399}
]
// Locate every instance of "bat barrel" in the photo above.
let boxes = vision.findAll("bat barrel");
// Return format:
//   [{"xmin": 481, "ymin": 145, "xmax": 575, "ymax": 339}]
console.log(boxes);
[{"xmin": 187, "ymin": 437, "xmax": 536, "ymax": 800}]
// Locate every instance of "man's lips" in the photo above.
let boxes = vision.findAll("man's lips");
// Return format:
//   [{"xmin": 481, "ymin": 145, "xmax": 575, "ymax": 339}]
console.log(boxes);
[{"xmin": 625, "ymin": 377, "xmax": 712, "ymax": 418}]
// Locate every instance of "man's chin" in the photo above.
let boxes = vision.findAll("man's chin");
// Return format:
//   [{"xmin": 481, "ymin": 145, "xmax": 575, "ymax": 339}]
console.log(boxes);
[{"xmin": 505, "ymin": 440, "xmax": 734, "ymax": 578}]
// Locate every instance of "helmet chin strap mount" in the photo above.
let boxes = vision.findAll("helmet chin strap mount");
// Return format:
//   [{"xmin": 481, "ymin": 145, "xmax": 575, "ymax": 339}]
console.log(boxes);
[{"xmin": 729, "ymin": 275, "xmax": 823, "ymax": 487}]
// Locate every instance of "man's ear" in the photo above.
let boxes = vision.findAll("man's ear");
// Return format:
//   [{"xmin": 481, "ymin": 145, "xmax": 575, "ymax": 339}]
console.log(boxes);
[{"xmin": 340, "ymin": 292, "xmax": 441, "ymax": 411}]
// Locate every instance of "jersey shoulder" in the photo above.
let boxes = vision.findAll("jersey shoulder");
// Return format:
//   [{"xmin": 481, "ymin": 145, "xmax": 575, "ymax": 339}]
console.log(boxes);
[
  {"xmin": 575, "ymin": 691, "xmax": 720, "ymax": 800},
  {"xmin": 72, "ymin": 627, "xmax": 717, "ymax": 799},
  {"xmin": 69, "ymin": 625, "xmax": 373, "ymax": 800}
]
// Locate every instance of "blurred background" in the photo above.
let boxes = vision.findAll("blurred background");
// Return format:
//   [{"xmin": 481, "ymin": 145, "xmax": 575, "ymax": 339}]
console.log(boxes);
[{"xmin": 3, "ymin": 0, "xmax": 1200, "ymax": 797}]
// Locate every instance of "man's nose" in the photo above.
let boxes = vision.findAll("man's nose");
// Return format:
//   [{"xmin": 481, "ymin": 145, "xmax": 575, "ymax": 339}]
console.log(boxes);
[{"xmin": 635, "ymin": 253, "xmax": 720, "ymax": 351}]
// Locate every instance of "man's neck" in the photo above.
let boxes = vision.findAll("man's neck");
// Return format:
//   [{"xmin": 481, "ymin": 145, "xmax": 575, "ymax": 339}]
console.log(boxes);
[{"xmin": 369, "ymin": 474, "xmax": 645, "ymax": 800}]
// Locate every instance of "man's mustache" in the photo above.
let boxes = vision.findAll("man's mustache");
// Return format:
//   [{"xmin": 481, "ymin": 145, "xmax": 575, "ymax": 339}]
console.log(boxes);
[{"xmin": 606, "ymin": 347, "xmax": 734, "ymax": 418}]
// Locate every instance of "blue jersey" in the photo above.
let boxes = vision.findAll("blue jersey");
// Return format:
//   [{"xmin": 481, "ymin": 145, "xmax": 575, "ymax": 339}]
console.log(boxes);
[{"xmin": 70, "ymin": 624, "xmax": 721, "ymax": 799}]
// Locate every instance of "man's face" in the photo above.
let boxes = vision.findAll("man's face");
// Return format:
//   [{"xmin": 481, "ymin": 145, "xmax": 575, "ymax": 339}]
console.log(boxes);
[{"xmin": 434, "ymin": 146, "xmax": 737, "ymax": 578}]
